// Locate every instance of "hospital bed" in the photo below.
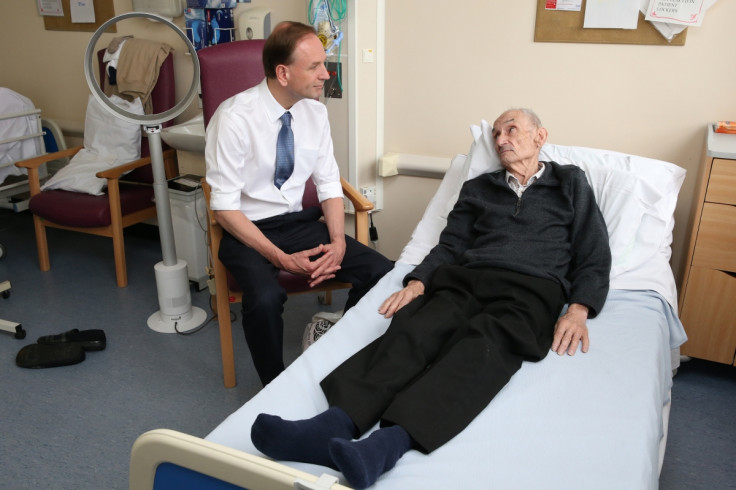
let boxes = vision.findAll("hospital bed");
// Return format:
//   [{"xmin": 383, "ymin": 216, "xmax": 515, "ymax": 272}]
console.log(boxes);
[
  {"xmin": 0, "ymin": 87, "xmax": 63, "ymax": 212},
  {"xmin": 130, "ymin": 130, "xmax": 688, "ymax": 490}
]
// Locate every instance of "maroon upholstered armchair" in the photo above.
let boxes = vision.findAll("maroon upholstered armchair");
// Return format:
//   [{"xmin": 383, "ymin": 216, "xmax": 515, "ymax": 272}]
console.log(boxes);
[
  {"xmin": 197, "ymin": 40, "xmax": 374, "ymax": 387},
  {"xmin": 15, "ymin": 49, "xmax": 178, "ymax": 288}
]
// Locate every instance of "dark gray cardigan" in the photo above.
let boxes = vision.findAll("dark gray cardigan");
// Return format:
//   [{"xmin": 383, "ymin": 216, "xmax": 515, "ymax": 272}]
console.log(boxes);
[{"xmin": 406, "ymin": 161, "xmax": 612, "ymax": 318}]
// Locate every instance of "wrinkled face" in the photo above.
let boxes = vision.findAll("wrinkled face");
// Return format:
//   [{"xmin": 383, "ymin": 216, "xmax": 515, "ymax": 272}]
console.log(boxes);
[
  {"xmin": 281, "ymin": 34, "xmax": 330, "ymax": 101},
  {"xmin": 491, "ymin": 110, "xmax": 544, "ymax": 168}
]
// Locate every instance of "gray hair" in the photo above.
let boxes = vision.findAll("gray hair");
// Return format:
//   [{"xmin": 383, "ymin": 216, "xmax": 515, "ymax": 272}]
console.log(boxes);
[{"xmin": 506, "ymin": 108, "xmax": 542, "ymax": 128}]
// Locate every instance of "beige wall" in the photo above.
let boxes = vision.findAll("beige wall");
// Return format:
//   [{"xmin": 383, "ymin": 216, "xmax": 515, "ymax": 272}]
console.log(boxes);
[
  {"xmin": 2, "ymin": 0, "xmax": 734, "ymax": 290},
  {"xmin": 376, "ymin": 0, "xmax": 736, "ymax": 289},
  {"xmin": 0, "ymin": 0, "xmax": 305, "ymax": 127}
]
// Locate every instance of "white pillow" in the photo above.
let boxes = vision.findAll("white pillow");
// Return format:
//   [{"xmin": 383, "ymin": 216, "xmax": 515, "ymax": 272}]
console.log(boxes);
[
  {"xmin": 398, "ymin": 154, "xmax": 469, "ymax": 266},
  {"xmin": 546, "ymin": 155, "xmax": 662, "ymax": 277},
  {"xmin": 539, "ymin": 143, "xmax": 685, "ymax": 224},
  {"xmin": 467, "ymin": 120, "xmax": 502, "ymax": 179},
  {"xmin": 398, "ymin": 124, "xmax": 482, "ymax": 265},
  {"xmin": 540, "ymin": 144, "xmax": 686, "ymax": 278},
  {"xmin": 42, "ymin": 94, "xmax": 143, "ymax": 195}
]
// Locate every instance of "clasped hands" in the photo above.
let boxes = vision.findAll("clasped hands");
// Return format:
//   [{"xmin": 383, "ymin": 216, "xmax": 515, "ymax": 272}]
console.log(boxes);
[{"xmin": 280, "ymin": 240, "xmax": 346, "ymax": 288}]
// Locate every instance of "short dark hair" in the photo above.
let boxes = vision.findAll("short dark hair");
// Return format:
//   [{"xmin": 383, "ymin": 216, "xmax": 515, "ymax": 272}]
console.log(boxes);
[{"xmin": 262, "ymin": 21, "xmax": 318, "ymax": 79}]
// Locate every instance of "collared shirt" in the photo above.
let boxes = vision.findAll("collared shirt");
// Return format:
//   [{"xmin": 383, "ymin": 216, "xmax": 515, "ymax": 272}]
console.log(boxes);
[
  {"xmin": 205, "ymin": 79, "xmax": 343, "ymax": 221},
  {"xmin": 506, "ymin": 162, "xmax": 545, "ymax": 198}
]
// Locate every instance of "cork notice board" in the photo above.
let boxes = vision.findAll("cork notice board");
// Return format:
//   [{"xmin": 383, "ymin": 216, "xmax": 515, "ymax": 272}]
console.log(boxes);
[
  {"xmin": 534, "ymin": 0, "xmax": 687, "ymax": 46},
  {"xmin": 43, "ymin": 0, "xmax": 116, "ymax": 33}
]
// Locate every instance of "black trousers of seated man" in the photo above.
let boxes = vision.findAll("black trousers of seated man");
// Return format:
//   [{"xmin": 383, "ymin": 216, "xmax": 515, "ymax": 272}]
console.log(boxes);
[
  {"xmin": 219, "ymin": 207, "xmax": 393, "ymax": 386},
  {"xmin": 320, "ymin": 264, "xmax": 566, "ymax": 453}
]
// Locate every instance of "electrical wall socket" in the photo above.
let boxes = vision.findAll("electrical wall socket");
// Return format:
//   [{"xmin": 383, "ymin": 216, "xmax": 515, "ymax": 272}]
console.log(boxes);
[{"xmin": 360, "ymin": 186, "xmax": 377, "ymax": 205}]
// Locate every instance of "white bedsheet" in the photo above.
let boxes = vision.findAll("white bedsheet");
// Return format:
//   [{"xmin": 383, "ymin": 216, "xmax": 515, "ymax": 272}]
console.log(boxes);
[{"xmin": 206, "ymin": 262, "xmax": 687, "ymax": 490}]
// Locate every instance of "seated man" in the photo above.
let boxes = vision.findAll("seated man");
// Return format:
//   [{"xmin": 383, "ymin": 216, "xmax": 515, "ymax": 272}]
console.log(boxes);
[
  {"xmin": 205, "ymin": 22, "xmax": 393, "ymax": 386},
  {"xmin": 250, "ymin": 108, "xmax": 612, "ymax": 488}
]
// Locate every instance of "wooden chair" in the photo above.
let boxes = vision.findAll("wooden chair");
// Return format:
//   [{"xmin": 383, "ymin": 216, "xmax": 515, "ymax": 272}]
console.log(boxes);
[
  {"xmin": 15, "ymin": 50, "xmax": 178, "ymax": 287},
  {"xmin": 202, "ymin": 180, "xmax": 373, "ymax": 389},
  {"xmin": 198, "ymin": 40, "xmax": 375, "ymax": 388}
]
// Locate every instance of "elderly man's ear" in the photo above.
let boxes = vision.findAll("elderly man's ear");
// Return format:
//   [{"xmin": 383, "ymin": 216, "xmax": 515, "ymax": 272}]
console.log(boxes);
[{"xmin": 534, "ymin": 127, "xmax": 548, "ymax": 148}]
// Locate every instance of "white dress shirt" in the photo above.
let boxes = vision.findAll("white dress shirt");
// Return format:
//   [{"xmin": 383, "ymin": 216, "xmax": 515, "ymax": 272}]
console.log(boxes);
[
  {"xmin": 205, "ymin": 79, "xmax": 343, "ymax": 222},
  {"xmin": 506, "ymin": 162, "xmax": 545, "ymax": 198}
]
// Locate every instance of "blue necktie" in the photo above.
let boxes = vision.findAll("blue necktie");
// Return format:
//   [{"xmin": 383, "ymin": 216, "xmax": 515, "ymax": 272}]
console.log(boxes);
[{"xmin": 274, "ymin": 111, "xmax": 294, "ymax": 189}]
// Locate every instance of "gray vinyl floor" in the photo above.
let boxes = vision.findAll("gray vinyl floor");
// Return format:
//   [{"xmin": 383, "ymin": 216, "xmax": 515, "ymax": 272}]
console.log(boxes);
[{"xmin": 0, "ymin": 208, "xmax": 734, "ymax": 489}]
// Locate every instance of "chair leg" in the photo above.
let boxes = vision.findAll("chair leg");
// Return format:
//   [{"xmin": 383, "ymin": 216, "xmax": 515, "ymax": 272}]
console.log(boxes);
[
  {"xmin": 216, "ymin": 290, "xmax": 237, "ymax": 388},
  {"xmin": 32, "ymin": 216, "xmax": 50, "ymax": 272},
  {"xmin": 107, "ymin": 181, "xmax": 128, "ymax": 288},
  {"xmin": 111, "ymin": 228, "xmax": 128, "ymax": 288}
]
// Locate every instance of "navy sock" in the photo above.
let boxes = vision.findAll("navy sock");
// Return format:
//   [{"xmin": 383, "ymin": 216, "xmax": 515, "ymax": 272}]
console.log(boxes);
[
  {"xmin": 328, "ymin": 425, "xmax": 412, "ymax": 489},
  {"xmin": 251, "ymin": 406, "xmax": 356, "ymax": 469}
]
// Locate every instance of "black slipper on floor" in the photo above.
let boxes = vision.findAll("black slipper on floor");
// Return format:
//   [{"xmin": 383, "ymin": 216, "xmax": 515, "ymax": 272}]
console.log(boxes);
[
  {"xmin": 36, "ymin": 328, "xmax": 106, "ymax": 351},
  {"xmin": 16, "ymin": 343, "xmax": 86, "ymax": 369}
]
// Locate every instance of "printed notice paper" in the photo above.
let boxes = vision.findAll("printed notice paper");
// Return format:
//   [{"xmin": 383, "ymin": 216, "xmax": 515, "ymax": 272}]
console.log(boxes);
[
  {"xmin": 545, "ymin": 0, "xmax": 583, "ymax": 11},
  {"xmin": 645, "ymin": 0, "xmax": 708, "ymax": 26},
  {"xmin": 37, "ymin": 0, "xmax": 63, "ymax": 16}
]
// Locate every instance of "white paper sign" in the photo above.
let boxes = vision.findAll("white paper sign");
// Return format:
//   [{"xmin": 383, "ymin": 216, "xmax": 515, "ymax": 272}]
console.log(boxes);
[
  {"xmin": 584, "ymin": 0, "xmax": 641, "ymax": 29},
  {"xmin": 70, "ymin": 0, "xmax": 96, "ymax": 23},
  {"xmin": 645, "ymin": 0, "xmax": 708, "ymax": 26}
]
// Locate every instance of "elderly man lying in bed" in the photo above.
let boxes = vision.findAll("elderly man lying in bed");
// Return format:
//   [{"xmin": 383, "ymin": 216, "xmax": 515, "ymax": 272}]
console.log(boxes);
[{"xmin": 251, "ymin": 108, "xmax": 612, "ymax": 489}]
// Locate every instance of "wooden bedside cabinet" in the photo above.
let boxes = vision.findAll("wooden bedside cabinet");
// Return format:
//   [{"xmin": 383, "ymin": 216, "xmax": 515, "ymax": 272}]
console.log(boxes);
[{"xmin": 679, "ymin": 125, "xmax": 736, "ymax": 365}]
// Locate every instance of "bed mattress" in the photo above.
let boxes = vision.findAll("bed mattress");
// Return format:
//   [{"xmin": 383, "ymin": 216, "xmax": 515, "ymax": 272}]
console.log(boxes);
[{"xmin": 206, "ymin": 262, "xmax": 686, "ymax": 489}]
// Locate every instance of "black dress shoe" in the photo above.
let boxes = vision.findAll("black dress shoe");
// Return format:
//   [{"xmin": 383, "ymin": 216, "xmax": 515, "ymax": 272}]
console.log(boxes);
[
  {"xmin": 36, "ymin": 329, "xmax": 106, "ymax": 351},
  {"xmin": 16, "ymin": 343, "xmax": 86, "ymax": 369}
]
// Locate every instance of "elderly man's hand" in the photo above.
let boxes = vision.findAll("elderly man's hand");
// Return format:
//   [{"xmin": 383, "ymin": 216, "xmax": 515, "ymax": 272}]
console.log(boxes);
[
  {"xmin": 551, "ymin": 303, "xmax": 590, "ymax": 356},
  {"xmin": 378, "ymin": 280, "xmax": 425, "ymax": 318}
]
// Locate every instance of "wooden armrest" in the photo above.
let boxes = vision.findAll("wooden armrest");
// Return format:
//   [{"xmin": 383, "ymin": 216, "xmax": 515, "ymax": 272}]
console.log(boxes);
[
  {"xmin": 96, "ymin": 148, "xmax": 177, "ymax": 180},
  {"xmin": 339, "ymin": 177, "xmax": 374, "ymax": 245},
  {"xmin": 202, "ymin": 178, "xmax": 373, "ymax": 245},
  {"xmin": 15, "ymin": 146, "xmax": 85, "ymax": 196},
  {"xmin": 340, "ymin": 177, "xmax": 374, "ymax": 212},
  {"xmin": 201, "ymin": 179, "xmax": 218, "ymax": 227},
  {"xmin": 14, "ymin": 146, "xmax": 83, "ymax": 170}
]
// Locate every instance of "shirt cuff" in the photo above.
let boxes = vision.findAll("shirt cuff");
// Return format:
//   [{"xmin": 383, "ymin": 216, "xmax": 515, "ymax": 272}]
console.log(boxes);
[
  {"xmin": 316, "ymin": 180, "xmax": 344, "ymax": 202},
  {"xmin": 209, "ymin": 189, "xmax": 242, "ymax": 211}
]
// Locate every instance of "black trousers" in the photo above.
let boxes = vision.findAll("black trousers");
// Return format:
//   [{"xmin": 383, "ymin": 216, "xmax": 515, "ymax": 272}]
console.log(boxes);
[
  {"xmin": 320, "ymin": 265, "xmax": 566, "ymax": 453},
  {"xmin": 218, "ymin": 207, "xmax": 393, "ymax": 385}
]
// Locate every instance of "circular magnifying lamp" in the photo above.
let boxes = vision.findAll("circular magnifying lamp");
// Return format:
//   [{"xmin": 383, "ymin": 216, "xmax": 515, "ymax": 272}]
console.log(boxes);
[{"xmin": 85, "ymin": 12, "xmax": 206, "ymax": 333}]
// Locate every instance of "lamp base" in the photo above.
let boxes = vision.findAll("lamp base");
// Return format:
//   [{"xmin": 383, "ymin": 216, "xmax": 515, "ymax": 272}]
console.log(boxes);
[
  {"xmin": 147, "ymin": 306, "xmax": 207, "ymax": 334},
  {"xmin": 147, "ymin": 259, "xmax": 206, "ymax": 333}
]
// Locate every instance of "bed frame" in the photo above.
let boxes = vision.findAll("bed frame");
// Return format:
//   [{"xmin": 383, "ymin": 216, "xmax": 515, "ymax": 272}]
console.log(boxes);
[{"xmin": 130, "ymin": 138, "xmax": 687, "ymax": 490}]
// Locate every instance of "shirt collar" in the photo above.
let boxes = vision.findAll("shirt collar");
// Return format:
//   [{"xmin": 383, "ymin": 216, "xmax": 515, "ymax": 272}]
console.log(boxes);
[
  {"xmin": 506, "ymin": 162, "xmax": 546, "ymax": 186},
  {"xmin": 258, "ymin": 78, "xmax": 294, "ymax": 123}
]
